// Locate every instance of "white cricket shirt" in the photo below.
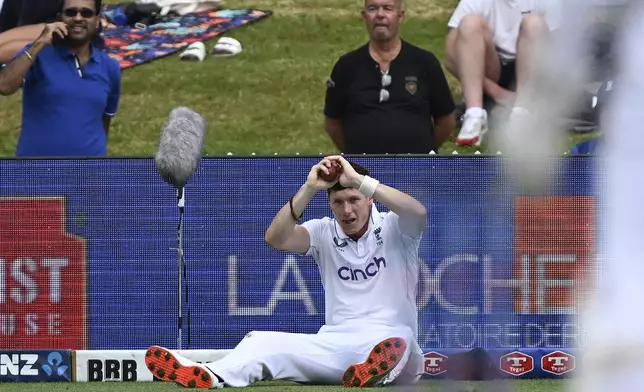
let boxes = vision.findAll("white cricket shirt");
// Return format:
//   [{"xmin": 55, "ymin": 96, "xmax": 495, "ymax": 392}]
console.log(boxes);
[
  {"xmin": 447, "ymin": 0, "xmax": 562, "ymax": 60},
  {"xmin": 301, "ymin": 205, "xmax": 422, "ymax": 336}
]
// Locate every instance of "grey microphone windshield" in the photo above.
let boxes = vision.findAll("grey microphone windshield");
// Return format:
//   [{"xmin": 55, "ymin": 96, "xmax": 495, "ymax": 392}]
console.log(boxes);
[{"xmin": 155, "ymin": 107, "xmax": 206, "ymax": 188}]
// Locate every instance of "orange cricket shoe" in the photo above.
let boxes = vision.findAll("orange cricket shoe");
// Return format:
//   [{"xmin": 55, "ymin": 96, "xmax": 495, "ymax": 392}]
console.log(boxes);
[
  {"xmin": 341, "ymin": 337, "xmax": 407, "ymax": 388},
  {"xmin": 144, "ymin": 345, "xmax": 222, "ymax": 389}
]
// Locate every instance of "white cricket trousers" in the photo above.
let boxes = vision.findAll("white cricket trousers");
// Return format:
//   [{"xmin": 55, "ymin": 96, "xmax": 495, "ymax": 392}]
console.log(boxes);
[{"xmin": 202, "ymin": 324, "xmax": 424, "ymax": 387}]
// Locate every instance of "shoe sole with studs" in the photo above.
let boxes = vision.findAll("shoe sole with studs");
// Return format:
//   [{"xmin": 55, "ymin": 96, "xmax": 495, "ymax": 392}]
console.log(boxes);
[
  {"xmin": 341, "ymin": 337, "xmax": 407, "ymax": 388},
  {"xmin": 144, "ymin": 346, "xmax": 212, "ymax": 388}
]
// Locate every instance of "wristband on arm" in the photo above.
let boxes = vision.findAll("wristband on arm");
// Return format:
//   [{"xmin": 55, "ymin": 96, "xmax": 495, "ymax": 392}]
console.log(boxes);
[
  {"xmin": 289, "ymin": 196, "xmax": 303, "ymax": 222},
  {"xmin": 358, "ymin": 176, "xmax": 380, "ymax": 198}
]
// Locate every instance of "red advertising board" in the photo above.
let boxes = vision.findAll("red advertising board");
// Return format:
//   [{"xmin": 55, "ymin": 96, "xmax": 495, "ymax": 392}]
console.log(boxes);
[
  {"xmin": 514, "ymin": 196, "xmax": 596, "ymax": 314},
  {"xmin": 0, "ymin": 198, "xmax": 86, "ymax": 349}
]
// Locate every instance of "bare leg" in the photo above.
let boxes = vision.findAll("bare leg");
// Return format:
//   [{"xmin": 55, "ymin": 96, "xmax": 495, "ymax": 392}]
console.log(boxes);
[
  {"xmin": 514, "ymin": 14, "xmax": 550, "ymax": 108},
  {"xmin": 0, "ymin": 24, "xmax": 43, "ymax": 63},
  {"xmin": 490, "ymin": 0, "xmax": 593, "ymax": 187},
  {"xmin": 453, "ymin": 13, "xmax": 502, "ymax": 109},
  {"xmin": 447, "ymin": 13, "xmax": 507, "ymax": 146}
]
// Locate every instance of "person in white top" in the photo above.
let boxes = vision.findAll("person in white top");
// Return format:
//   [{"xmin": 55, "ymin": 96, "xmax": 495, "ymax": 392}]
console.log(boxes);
[
  {"xmin": 444, "ymin": 0, "xmax": 561, "ymax": 146},
  {"xmin": 144, "ymin": 155, "xmax": 428, "ymax": 389}
]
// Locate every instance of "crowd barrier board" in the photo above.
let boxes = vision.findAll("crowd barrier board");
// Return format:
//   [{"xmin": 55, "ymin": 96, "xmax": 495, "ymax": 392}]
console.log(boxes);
[
  {"xmin": 0, "ymin": 156, "xmax": 600, "ymax": 381},
  {"xmin": 0, "ymin": 348, "xmax": 578, "ymax": 382}
]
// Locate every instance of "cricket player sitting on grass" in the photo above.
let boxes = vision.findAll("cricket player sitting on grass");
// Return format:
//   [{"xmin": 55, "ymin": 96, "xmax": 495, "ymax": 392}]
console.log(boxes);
[{"xmin": 145, "ymin": 155, "xmax": 428, "ymax": 389}]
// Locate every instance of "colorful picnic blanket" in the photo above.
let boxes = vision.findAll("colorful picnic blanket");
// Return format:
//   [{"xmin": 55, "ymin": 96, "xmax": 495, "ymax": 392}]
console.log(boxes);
[{"xmin": 100, "ymin": 7, "xmax": 272, "ymax": 69}]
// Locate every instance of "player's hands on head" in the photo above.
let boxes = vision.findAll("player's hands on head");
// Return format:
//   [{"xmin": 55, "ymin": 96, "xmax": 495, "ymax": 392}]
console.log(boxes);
[
  {"xmin": 326, "ymin": 156, "xmax": 363, "ymax": 189},
  {"xmin": 306, "ymin": 158, "xmax": 339, "ymax": 191}
]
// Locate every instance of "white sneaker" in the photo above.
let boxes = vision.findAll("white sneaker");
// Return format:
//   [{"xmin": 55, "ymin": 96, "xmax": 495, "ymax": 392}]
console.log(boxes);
[
  {"xmin": 179, "ymin": 42, "xmax": 206, "ymax": 62},
  {"xmin": 144, "ymin": 345, "xmax": 224, "ymax": 389},
  {"xmin": 211, "ymin": 37, "xmax": 243, "ymax": 57},
  {"xmin": 456, "ymin": 109, "xmax": 488, "ymax": 146}
]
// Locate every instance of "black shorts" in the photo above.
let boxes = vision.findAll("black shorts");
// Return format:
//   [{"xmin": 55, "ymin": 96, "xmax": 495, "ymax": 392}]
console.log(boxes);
[
  {"xmin": 482, "ymin": 56, "xmax": 516, "ymax": 110},
  {"xmin": 498, "ymin": 57, "xmax": 517, "ymax": 91}
]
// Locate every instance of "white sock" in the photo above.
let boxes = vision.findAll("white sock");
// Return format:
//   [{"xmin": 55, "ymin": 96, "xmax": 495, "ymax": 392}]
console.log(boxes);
[
  {"xmin": 464, "ymin": 107, "xmax": 487, "ymax": 118},
  {"xmin": 511, "ymin": 106, "xmax": 530, "ymax": 115}
]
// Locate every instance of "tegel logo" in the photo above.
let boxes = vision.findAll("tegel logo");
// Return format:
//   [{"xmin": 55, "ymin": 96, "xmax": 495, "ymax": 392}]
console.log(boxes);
[{"xmin": 337, "ymin": 257, "xmax": 386, "ymax": 281}]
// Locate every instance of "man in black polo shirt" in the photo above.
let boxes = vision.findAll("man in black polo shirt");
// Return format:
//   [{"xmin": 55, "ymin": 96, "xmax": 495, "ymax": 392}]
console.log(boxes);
[{"xmin": 323, "ymin": 0, "xmax": 456, "ymax": 154}]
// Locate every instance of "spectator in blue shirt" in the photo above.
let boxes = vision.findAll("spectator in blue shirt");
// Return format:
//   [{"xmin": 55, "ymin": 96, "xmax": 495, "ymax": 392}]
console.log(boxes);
[{"xmin": 0, "ymin": 0, "xmax": 120, "ymax": 157}]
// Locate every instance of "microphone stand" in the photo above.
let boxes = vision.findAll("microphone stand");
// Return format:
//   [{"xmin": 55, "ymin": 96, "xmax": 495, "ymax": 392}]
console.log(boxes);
[{"xmin": 172, "ymin": 186, "xmax": 190, "ymax": 350}]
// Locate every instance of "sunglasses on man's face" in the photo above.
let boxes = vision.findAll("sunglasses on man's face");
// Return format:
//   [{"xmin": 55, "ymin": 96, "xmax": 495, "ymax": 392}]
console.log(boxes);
[{"xmin": 63, "ymin": 7, "xmax": 96, "ymax": 18}]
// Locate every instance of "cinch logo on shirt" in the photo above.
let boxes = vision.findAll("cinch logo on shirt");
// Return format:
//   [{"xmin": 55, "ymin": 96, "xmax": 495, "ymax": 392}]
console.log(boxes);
[{"xmin": 337, "ymin": 257, "xmax": 387, "ymax": 281}]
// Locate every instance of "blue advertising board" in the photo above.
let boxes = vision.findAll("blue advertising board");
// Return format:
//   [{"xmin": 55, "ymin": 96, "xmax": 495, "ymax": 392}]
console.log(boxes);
[
  {"xmin": 0, "ymin": 350, "xmax": 72, "ymax": 382},
  {"xmin": 0, "ymin": 156, "xmax": 599, "ymax": 357}
]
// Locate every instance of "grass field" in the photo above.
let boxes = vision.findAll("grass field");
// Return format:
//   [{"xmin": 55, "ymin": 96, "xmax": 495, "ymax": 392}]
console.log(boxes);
[
  {"xmin": 0, "ymin": 0, "xmax": 599, "ymax": 156},
  {"xmin": 0, "ymin": 380, "xmax": 568, "ymax": 391}
]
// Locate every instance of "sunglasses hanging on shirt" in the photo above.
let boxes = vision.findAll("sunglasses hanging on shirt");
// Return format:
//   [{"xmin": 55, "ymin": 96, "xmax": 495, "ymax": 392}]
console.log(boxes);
[
  {"xmin": 380, "ymin": 71, "xmax": 391, "ymax": 103},
  {"xmin": 73, "ymin": 57, "xmax": 83, "ymax": 78}
]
